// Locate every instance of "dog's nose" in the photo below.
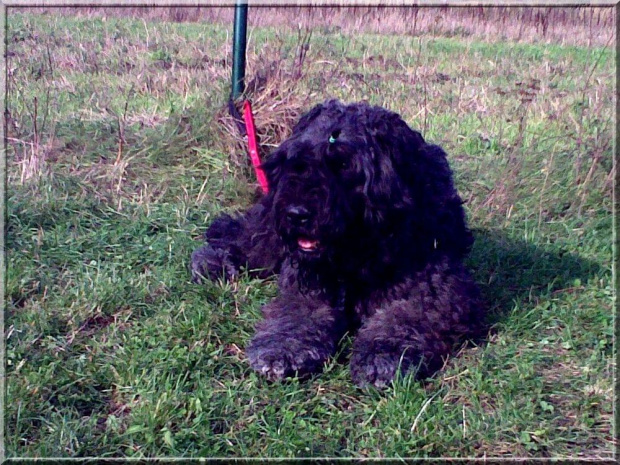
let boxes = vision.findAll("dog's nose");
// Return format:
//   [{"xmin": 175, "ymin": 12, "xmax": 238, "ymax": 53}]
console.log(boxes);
[{"xmin": 286, "ymin": 205, "xmax": 311, "ymax": 226}]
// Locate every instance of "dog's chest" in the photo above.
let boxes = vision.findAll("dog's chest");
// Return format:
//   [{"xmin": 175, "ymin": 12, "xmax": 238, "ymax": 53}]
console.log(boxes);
[{"xmin": 345, "ymin": 277, "xmax": 418, "ymax": 323}]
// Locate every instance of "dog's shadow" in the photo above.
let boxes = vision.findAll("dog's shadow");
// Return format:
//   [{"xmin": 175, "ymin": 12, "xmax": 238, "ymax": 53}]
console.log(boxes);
[{"xmin": 467, "ymin": 227, "xmax": 603, "ymax": 327}]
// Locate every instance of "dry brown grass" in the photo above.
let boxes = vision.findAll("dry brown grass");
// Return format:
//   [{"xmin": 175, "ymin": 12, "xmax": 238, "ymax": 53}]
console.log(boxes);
[
  {"xmin": 20, "ymin": 5, "xmax": 615, "ymax": 48},
  {"xmin": 215, "ymin": 29, "xmax": 319, "ymax": 174}
]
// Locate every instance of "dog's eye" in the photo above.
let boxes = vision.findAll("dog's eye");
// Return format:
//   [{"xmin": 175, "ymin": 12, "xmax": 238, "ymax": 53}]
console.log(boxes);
[
  {"xmin": 327, "ymin": 154, "xmax": 349, "ymax": 172},
  {"xmin": 290, "ymin": 159, "xmax": 308, "ymax": 174}
]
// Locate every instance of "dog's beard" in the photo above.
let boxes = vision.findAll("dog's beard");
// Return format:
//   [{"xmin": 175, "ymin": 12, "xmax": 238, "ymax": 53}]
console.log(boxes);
[{"xmin": 287, "ymin": 238, "xmax": 341, "ymax": 296}]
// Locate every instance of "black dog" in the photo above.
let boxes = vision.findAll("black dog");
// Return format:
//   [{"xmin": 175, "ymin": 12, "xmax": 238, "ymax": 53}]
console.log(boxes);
[{"xmin": 192, "ymin": 100, "xmax": 483, "ymax": 388}]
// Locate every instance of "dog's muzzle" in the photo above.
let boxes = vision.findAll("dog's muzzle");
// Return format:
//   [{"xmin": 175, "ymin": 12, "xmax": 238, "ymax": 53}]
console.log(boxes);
[{"xmin": 280, "ymin": 204, "xmax": 323, "ymax": 255}]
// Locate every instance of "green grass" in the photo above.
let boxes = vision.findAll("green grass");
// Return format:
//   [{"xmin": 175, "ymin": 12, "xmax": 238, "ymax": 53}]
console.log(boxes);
[{"xmin": 5, "ymin": 12, "xmax": 614, "ymax": 458}]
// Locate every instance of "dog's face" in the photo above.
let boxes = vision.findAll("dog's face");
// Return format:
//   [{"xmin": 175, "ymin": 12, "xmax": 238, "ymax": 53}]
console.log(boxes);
[
  {"xmin": 261, "ymin": 102, "xmax": 419, "ymax": 264},
  {"xmin": 261, "ymin": 136, "xmax": 359, "ymax": 263}
]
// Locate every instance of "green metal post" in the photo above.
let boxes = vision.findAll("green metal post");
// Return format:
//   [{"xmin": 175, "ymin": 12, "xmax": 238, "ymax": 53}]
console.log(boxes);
[{"xmin": 232, "ymin": 1, "xmax": 248, "ymax": 99}]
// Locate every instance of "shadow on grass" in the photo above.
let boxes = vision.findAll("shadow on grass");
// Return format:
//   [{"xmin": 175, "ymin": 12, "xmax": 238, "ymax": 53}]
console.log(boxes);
[{"xmin": 467, "ymin": 227, "xmax": 603, "ymax": 327}]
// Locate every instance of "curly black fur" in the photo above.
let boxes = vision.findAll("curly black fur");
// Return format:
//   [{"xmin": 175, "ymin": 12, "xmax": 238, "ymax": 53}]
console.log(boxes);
[{"xmin": 191, "ymin": 100, "xmax": 484, "ymax": 388}]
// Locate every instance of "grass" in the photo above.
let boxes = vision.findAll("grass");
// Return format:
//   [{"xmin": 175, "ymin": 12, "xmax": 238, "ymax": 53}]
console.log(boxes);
[{"xmin": 5, "ymin": 11, "xmax": 615, "ymax": 459}]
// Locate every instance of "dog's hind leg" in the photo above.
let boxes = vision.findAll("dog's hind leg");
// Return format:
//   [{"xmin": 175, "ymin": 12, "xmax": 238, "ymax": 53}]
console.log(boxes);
[
  {"xmin": 350, "ymin": 259, "xmax": 483, "ymax": 388},
  {"xmin": 191, "ymin": 203, "xmax": 284, "ymax": 283}
]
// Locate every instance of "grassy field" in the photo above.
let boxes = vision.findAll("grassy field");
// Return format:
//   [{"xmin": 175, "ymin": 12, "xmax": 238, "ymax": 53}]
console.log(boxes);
[
  {"xmin": 30, "ymin": 6, "xmax": 616, "ymax": 47},
  {"xmin": 5, "ymin": 11, "xmax": 615, "ymax": 458}
]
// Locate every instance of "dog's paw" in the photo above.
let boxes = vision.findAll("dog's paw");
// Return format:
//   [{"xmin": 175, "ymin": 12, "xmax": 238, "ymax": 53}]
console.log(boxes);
[
  {"xmin": 190, "ymin": 247, "xmax": 210, "ymax": 283},
  {"xmin": 350, "ymin": 343, "xmax": 427, "ymax": 389},
  {"xmin": 190, "ymin": 246, "xmax": 238, "ymax": 283},
  {"xmin": 246, "ymin": 337, "xmax": 328, "ymax": 381},
  {"xmin": 350, "ymin": 350, "xmax": 400, "ymax": 388}
]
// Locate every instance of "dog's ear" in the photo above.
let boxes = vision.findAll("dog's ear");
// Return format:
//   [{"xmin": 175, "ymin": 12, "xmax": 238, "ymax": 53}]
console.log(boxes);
[
  {"xmin": 365, "ymin": 108, "xmax": 472, "ymax": 256},
  {"xmin": 410, "ymin": 143, "xmax": 474, "ymax": 256}
]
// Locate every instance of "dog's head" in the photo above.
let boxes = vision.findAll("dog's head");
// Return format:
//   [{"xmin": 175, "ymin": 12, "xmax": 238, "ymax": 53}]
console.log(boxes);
[{"xmin": 261, "ymin": 100, "xmax": 472, "ymax": 267}]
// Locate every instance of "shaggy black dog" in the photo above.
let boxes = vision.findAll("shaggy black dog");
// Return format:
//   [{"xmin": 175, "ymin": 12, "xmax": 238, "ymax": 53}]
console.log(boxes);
[{"xmin": 191, "ymin": 100, "xmax": 483, "ymax": 388}]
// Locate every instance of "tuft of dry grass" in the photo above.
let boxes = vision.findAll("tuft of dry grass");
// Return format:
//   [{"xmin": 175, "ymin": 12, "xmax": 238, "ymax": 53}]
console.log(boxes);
[
  {"xmin": 213, "ymin": 28, "xmax": 319, "ymax": 177},
  {"xmin": 7, "ymin": 93, "xmax": 60, "ymax": 184}
]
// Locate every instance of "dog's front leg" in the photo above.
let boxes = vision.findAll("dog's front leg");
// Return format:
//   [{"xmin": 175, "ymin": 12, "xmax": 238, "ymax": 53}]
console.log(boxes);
[{"xmin": 246, "ymin": 289, "xmax": 346, "ymax": 381}]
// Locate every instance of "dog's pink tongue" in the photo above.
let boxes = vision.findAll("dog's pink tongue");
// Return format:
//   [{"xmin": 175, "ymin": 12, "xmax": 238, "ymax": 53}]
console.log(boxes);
[{"xmin": 298, "ymin": 238, "xmax": 319, "ymax": 250}]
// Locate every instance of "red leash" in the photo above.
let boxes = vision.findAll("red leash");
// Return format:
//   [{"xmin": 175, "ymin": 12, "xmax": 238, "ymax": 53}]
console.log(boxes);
[{"xmin": 243, "ymin": 101, "xmax": 269, "ymax": 194}]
